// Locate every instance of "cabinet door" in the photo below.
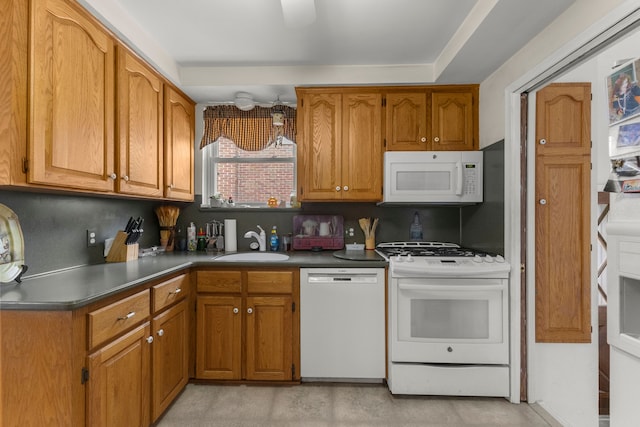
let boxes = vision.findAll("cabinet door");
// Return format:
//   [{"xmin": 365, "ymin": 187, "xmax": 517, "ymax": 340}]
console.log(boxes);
[
  {"xmin": 116, "ymin": 47, "xmax": 164, "ymax": 197},
  {"xmin": 535, "ymin": 83, "xmax": 591, "ymax": 343},
  {"xmin": 151, "ymin": 300, "xmax": 188, "ymax": 421},
  {"xmin": 297, "ymin": 92, "xmax": 343, "ymax": 200},
  {"xmin": 164, "ymin": 86, "xmax": 194, "ymax": 201},
  {"xmin": 196, "ymin": 295, "xmax": 242, "ymax": 379},
  {"xmin": 385, "ymin": 92, "xmax": 428, "ymax": 150},
  {"xmin": 30, "ymin": 0, "xmax": 115, "ymax": 191},
  {"xmin": 245, "ymin": 296, "xmax": 293, "ymax": 381},
  {"xmin": 431, "ymin": 91, "xmax": 476, "ymax": 151},
  {"xmin": 341, "ymin": 93, "xmax": 383, "ymax": 201},
  {"xmin": 86, "ymin": 322, "xmax": 151, "ymax": 427}
]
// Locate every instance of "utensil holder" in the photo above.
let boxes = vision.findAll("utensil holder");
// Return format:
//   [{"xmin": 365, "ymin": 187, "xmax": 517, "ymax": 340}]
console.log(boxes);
[
  {"xmin": 365, "ymin": 237, "xmax": 375, "ymax": 250},
  {"xmin": 106, "ymin": 231, "xmax": 138, "ymax": 263}
]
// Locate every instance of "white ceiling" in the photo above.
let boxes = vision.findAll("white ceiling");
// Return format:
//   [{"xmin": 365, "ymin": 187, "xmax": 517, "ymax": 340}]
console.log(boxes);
[{"xmin": 81, "ymin": 0, "xmax": 576, "ymax": 105}]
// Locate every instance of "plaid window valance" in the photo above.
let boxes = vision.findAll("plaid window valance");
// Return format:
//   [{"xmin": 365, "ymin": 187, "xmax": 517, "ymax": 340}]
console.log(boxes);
[{"xmin": 200, "ymin": 105, "xmax": 296, "ymax": 151}]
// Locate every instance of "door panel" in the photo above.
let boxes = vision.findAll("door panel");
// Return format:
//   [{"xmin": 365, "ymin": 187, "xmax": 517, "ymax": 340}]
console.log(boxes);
[{"xmin": 535, "ymin": 83, "xmax": 591, "ymax": 343}]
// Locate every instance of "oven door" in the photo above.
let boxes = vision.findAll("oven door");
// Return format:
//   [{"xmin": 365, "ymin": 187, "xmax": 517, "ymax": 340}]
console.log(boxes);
[{"xmin": 390, "ymin": 277, "xmax": 508, "ymax": 364}]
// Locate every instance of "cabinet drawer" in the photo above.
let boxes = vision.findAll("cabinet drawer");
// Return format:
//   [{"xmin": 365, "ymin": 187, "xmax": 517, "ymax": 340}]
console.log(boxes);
[
  {"xmin": 152, "ymin": 273, "xmax": 189, "ymax": 312},
  {"xmin": 247, "ymin": 271, "xmax": 293, "ymax": 294},
  {"xmin": 88, "ymin": 289, "xmax": 150, "ymax": 349},
  {"xmin": 197, "ymin": 270, "xmax": 242, "ymax": 293}
]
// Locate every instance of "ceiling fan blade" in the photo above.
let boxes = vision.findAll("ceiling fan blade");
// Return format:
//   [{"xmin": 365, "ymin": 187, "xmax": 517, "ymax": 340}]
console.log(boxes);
[{"xmin": 281, "ymin": 0, "xmax": 316, "ymax": 28}]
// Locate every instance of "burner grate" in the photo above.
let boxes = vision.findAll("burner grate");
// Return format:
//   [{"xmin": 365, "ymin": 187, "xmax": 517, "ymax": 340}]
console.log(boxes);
[{"xmin": 376, "ymin": 241, "xmax": 486, "ymax": 258}]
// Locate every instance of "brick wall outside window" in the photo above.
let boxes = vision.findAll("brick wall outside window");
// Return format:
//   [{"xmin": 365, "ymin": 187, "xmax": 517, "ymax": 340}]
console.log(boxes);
[{"xmin": 215, "ymin": 137, "xmax": 295, "ymax": 205}]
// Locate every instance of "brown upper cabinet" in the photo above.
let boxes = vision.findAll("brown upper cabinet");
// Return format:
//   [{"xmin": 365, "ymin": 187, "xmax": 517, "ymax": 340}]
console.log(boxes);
[
  {"xmin": 1, "ymin": 0, "xmax": 194, "ymax": 201},
  {"xmin": 164, "ymin": 87, "xmax": 195, "ymax": 201},
  {"xmin": 384, "ymin": 86, "xmax": 479, "ymax": 151},
  {"xmin": 29, "ymin": 0, "xmax": 116, "ymax": 192},
  {"xmin": 116, "ymin": 46, "xmax": 164, "ymax": 198},
  {"xmin": 296, "ymin": 88, "xmax": 383, "ymax": 202}
]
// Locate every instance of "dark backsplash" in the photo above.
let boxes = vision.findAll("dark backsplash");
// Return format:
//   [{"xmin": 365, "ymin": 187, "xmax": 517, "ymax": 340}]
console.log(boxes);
[{"xmin": 0, "ymin": 141, "xmax": 504, "ymax": 277}]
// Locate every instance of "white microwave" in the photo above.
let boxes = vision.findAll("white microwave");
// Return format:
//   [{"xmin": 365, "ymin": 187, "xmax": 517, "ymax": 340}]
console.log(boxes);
[{"xmin": 383, "ymin": 151, "xmax": 483, "ymax": 204}]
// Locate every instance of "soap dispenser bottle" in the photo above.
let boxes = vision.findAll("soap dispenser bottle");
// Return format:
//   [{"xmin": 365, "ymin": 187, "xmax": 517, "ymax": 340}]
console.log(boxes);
[
  {"xmin": 270, "ymin": 226, "xmax": 280, "ymax": 251},
  {"xmin": 410, "ymin": 212, "xmax": 423, "ymax": 241}
]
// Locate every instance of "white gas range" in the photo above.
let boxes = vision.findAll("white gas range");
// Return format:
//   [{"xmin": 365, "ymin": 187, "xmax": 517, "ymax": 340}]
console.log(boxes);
[{"xmin": 376, "ymin": 242, "xmax": 512, "ymax": 397}]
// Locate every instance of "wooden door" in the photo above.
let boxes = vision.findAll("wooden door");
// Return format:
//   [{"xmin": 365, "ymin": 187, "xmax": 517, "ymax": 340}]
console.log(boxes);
[
  {"xmin": 535, "ymin": 83, "xmax": 591, "ymax": 343},
  {"xmin": 384, "ymin": 92, "xmax": 428, "ymax": 150},
  {"xmin": 151, "ymin": 300, "xmax": 188, "ymax": 422},
  {"xmin": 30, "ymin": 0, "xmax": 115, "ymax": 191},
  {"xmin": 245, "ymin": 296, "xmax": 293, "ymax": 381},
  {"xmin": 195, "ymin": 295, "xmax": 242, "ymax": 379},
  {"xmin": 431, "ymin": 91, "xmax": 476, "ymax": 151},
  {"xmin": 117, "ymin": 47, "xmax": 164, "ymax": 198},
  {"xmin": 164, "ymin": 86, "xmax": 194, "ymax": 201},
  {"xmin": 341, "ymin": 92, "xmax": 383, "ymax": 201},
  {"xmin": 297, "ymin": 92, "xmax": 343, "ymax": 200},
  {"xmin": 86, "ymin": 322, "xmax": 151, "ymax": 427}
]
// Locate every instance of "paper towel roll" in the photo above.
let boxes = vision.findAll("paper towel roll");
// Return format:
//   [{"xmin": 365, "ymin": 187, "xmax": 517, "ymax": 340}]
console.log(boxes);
[{"xmin": 224, "ymin": 219, "xmax": 237, "ymax": 252}]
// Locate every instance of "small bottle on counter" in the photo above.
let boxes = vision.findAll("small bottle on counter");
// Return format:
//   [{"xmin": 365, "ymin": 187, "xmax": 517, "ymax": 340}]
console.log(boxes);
[
  {"xmin": 187, "ymin": 222, "xmax": 197, "ymax": 251},
  {"xmin": 270, "ymin": 226, "xmax": 280, "ymax": 251},
  {"xmin": 410, "ymin": 212, "xmax": 423, "ymax": 241},
  {"xmin": 196, "ymin": 228, "xmax": 207, "ymax": 251}
]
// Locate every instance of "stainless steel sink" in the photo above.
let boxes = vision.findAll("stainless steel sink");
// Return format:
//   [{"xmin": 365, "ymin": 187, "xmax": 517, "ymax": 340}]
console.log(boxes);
[{"xmin": 212, "ymin": 252, "xmax": 290, "ymax": 262}]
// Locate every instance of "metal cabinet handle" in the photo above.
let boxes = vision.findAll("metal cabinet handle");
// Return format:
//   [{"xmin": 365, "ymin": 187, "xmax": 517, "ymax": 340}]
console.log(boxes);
[
  {"xmin": 169, "ymin": 288, "xmax": 181, "ymax": 295},
  {"xmin": 233, "ymin": 307, "xmax": 239, "ymax": 314},
  {"xmin": 247, "ymin": 308, "xmax": 253, "ymax": 314},
  {"xmin": 539, "ymin": 199, "xmax": 547, "ymax": 205},
  {"xmin": 157, "ymin": 329, "xmax": 164, "ymax": 337},
  {"xmin": 146, "ymin": 336, "xmax": 154, "ymax": 344},
  {"xmin": 117, "ymin": 311, "xmax": 135, "ymax": 321}
]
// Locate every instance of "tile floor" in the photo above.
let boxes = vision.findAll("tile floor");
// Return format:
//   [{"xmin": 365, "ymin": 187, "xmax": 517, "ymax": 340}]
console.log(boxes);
[{"xmin": 156, "ymin": 383, "xmax": 560, "ymax": 427}]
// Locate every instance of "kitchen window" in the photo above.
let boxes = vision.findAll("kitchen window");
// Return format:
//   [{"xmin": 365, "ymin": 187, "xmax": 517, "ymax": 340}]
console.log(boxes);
[{"xmin": 201, "ymin": 137, "xmax": 297, "ymax": 208}]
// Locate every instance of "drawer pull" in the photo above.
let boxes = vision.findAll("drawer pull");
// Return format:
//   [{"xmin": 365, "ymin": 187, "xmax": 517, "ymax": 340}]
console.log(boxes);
[
  {"xmin": 169, "ymin": 288, "xmax": 182, "ymax": 295},
  {"xmin": 146, "ymin": 336, "xmax": 154, "ymax": 344},
  {"xmin": 157, "ymin": 329, "xmax": 164, "ymax": 337},
  {"xmin": 117, "ymin": 311, "xmax": 135, "ymax": 321}
]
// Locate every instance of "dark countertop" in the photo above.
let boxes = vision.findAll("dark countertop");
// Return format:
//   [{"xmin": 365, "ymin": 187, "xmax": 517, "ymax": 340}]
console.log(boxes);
[{"xmin": 0, "ymin": 250, "xmax": 387, "ymax": 310}]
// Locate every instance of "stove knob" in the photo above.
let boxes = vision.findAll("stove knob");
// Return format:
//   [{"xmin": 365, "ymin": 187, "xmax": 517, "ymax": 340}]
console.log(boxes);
[
  {"xmin": 406, "ymin": 254, "xmax": 414, "ymax": 262},
  {"xmin": 484, "ymin": 255, "xmax": 495, "ymax": 263},
  {"xmin": 473, "ymin": 255, "xmax": 483, "ymax": 263},
  {"xmin": 495, "ymin": 255, "xmax": 505, "ymax": 263}
]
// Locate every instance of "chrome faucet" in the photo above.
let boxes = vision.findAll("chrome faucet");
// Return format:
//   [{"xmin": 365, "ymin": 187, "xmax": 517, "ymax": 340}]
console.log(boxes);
[{"xmin": 244, "ymin": 225, "xmax": 266, "ymax": 251}]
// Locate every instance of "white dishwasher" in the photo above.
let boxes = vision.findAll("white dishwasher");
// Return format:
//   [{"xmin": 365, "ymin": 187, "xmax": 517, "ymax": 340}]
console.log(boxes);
[{"xmin": 300, "ymin": 268, "xmax": 385, "ymax": 381}]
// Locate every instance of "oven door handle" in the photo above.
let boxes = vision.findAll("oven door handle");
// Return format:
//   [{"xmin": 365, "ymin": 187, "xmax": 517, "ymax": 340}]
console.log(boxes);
[{"xmin": 397, "ymin": 283, "xmax": 505, "ymax": 292}]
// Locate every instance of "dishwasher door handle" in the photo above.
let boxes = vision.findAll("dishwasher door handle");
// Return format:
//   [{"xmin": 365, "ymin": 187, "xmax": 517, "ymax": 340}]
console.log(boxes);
[{"xmin": 307, "ymin": 275, "xmax": 380, "ymax": 284}]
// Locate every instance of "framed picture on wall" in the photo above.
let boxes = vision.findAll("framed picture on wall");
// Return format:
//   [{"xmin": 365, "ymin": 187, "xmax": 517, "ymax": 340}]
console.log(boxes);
[{"xmin": 607, "ymin": 59, "xmax": 640, "ymax": 126}]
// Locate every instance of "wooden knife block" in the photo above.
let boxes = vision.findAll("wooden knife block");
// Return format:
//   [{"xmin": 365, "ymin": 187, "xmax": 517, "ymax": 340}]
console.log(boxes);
[{"xmin": 106, "ymin": 231, "xmax": 138, "ymax": 263}]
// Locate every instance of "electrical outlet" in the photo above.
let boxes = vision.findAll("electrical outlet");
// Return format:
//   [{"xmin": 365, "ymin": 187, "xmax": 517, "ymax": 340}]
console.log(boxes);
[{"xmin": 87, "ymin": 228, "xmax": 97, "ymax": 247}]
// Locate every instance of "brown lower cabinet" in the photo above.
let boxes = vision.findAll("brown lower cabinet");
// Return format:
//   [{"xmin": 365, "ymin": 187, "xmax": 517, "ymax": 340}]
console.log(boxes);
[
  {"xmin": 0, "ymin": 271, "xmax": 190, "ymax": 427},
  {"xmin": 195, "ymin": 268, "xmax": 300, "ymax": 382}
]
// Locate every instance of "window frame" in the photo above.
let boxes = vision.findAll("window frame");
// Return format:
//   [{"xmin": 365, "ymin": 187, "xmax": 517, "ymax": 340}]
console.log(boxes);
[{"xmin": 201, "ymin": 137, "xmax": 297, "ymax": 208}]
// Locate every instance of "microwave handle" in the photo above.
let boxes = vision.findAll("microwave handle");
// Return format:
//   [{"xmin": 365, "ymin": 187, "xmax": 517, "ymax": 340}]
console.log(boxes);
[{"xmin": 455, "ymin": 161, "xmax": 463, "ymax": 195}]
